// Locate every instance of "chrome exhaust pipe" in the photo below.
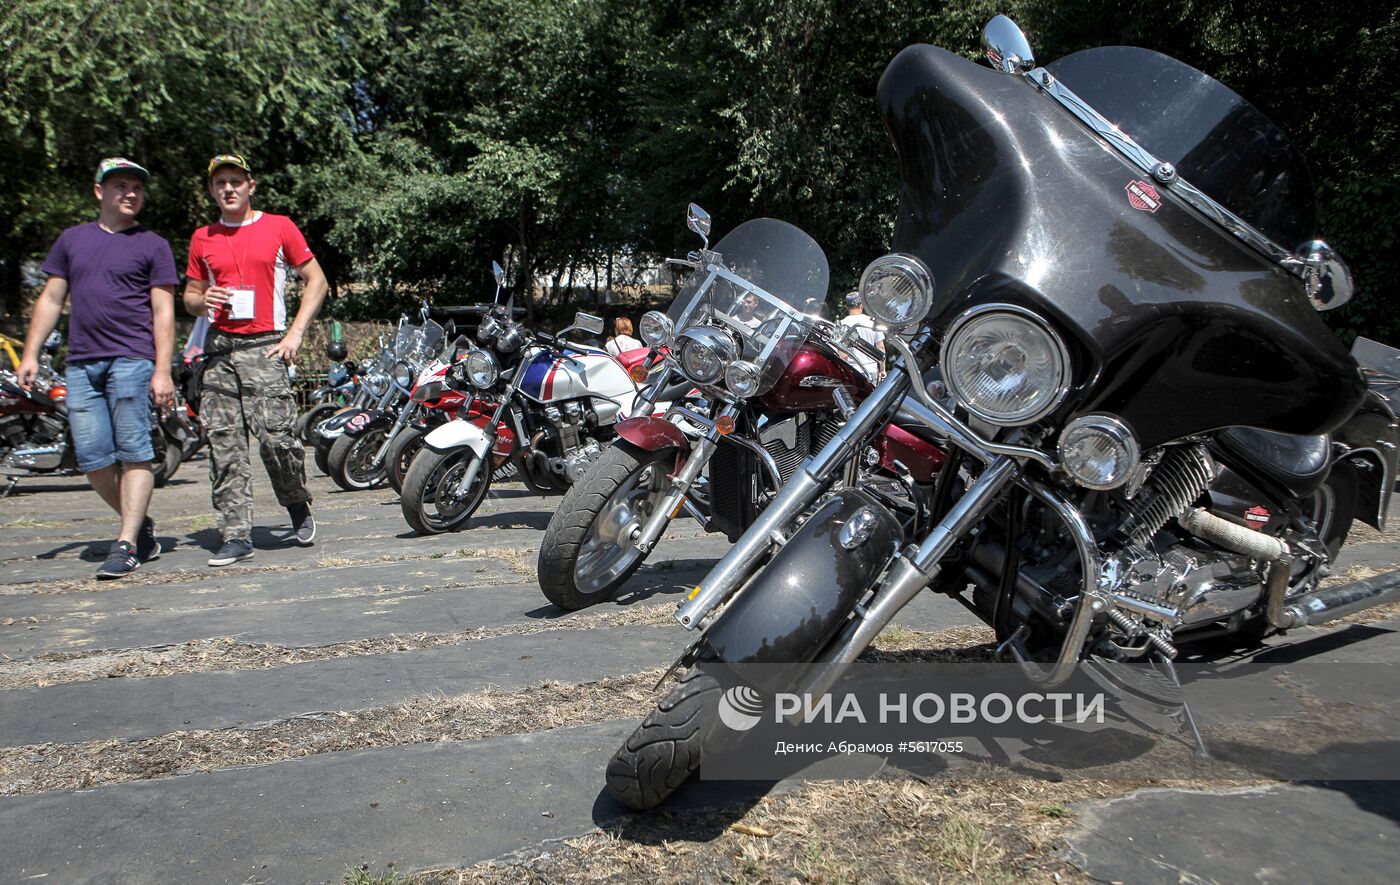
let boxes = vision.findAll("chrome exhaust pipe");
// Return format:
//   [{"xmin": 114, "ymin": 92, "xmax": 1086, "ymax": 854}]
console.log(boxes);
[{"xmin": 1273, "ymin": 569, "xmax": 1400, "ymax": 629}]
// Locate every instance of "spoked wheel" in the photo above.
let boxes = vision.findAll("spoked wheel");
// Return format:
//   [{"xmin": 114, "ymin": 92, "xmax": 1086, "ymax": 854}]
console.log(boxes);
[
  {"xmin": 537, "ymin": 442, "xmax": 670, "ymax": 610},
  {"xmin": 384, "ymin": 426, "xmax": 428, "ymax": 495},
  {"xmin": 607, "ymin": 664, "xmax": 724, "ymax": 810},
  {"xmin": 328, "ymin": 429, "xmax": 389, "ymax": 491},
  {"xmin": 400, "ymin": 447, "xmax": 492, "ymax": 534}
]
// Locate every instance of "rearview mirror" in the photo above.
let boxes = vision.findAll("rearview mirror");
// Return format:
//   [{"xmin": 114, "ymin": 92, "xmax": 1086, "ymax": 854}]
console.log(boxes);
[
  {"xmin": 574, "ymin": 312, "xmax": 605, "ymax": 335},
  {"xmin": 687, "ymin": 203, "xmax": 711, "ymax": 249},
  {"xmin": 982, "ymin": 15, "xmax": 1035, "ymax": 74},
  {"xmin": 1293, "ymin": 240, "xmax": 1354, "ymax": 311}
]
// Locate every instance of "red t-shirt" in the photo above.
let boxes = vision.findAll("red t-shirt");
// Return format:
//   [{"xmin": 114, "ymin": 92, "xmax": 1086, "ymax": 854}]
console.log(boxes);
[{"xmin": 185, "ymin": 212, "xmax": 314, "ymax": 334}]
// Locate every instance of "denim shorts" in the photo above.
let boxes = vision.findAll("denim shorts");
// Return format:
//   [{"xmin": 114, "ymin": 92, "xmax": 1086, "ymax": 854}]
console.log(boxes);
[{"xmin": 66, "ymin": 357, "xmax": 155, "ymax": 472}]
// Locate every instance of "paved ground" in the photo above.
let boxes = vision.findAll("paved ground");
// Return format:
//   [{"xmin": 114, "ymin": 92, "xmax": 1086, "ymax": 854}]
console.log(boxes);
[{"xmin": 1, "ymin": 455, "xmax": 1398, "ymax": 883}]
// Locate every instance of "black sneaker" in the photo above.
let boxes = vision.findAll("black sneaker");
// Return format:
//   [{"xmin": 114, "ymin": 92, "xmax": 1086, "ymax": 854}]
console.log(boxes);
[
  {"xmin": 288, "ymin": 502, "xmax": 316, "ymax": 547},
  {"xmin": 97, "ymin": 541, "xmax": 140, "ymax": 580},
  {"xmin": 208, "ymin": 538, "xmax": 255, "ymax": 567},
  {"xmin": 137, "ymin": 517, "xmax": 162, "ymax": 563}
]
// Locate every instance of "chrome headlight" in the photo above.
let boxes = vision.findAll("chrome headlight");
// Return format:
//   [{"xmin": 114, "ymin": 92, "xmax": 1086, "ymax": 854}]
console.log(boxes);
[
  {"xmin": 364, "ymin": 371, "xmax": 390, "ymax": 397},
  {"xmin": 392, "ymin": 360, "xmax": 414, "ymax": 389},
  {"xmin": 677, "ymin": 326, "xmax": 738, "ymax": 384},
  {"xmin": 477, "ymin": 313, "xmax": 502, "ymax": 343},
  {"xmin": 940, "ymin": 306, "xmax": 1070, "ymax": 426},
  {"xmin": 858, "ymin": 253, "xmax": 935, "ymax": 327},
  {"xmin": 639, "ymin": 310, "xmax": 674, "ymax": 347},
  {"xmin": 466, "ymin": 350, "xmax": 500, "ymax": 388},
  {"xmin": 1058, "ymin": 414, "xmax": 1140, "ymax": 490},
  {"xmin": 724, "ymin": 360, "xmax": 761, "ymax": 397}
]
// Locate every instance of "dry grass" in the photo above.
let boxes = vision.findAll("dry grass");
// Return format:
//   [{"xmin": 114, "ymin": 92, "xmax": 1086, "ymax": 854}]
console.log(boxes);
[
  {"xmin": 410, "ymin": 771, "xmax": 1275, "ymax": 884},
  {"xmin": 0, "ymin": 604, "xmax": 676, "ymax": 689},
  {"xmin": 0, "ymin": 564, "xmax": 299, "ymax": 597},
  {"xmin": 0, "ymin": 669, "xmax": 666, "ymax": 796},
  {"xmin": 459, "ymin": 546, "xmax": 536, "ymax": 577}
]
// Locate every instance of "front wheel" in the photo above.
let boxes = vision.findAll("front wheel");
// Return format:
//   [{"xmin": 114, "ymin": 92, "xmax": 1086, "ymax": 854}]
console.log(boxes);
[
  {"xmin": 327, "ymin": 429, "xmax": 389, "ymax": 491},
  {"xmin": 384, "ymin": 426, "xmax": 428, "ymax": 495},
  {"xmin": 400, "ymin": 447, "xmax": 492, "ymax": 534},
  {"xmin": 313, "ymin": 434, "xmax": 334, "ymax": 477},
  {"xmin": 606, "ymin": 666, "xmax": 723, "ymax": 810},
  {"xmin": 296, "ymin": 402, "xmax": 339, "ymax": 443},
  {"xmin": 537, "ymin": 442, "xmax": 670, "ymax": 610}
]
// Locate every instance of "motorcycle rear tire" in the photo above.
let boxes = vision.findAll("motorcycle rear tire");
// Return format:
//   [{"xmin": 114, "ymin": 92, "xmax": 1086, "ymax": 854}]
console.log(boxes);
[
  {"xmin": 537, "ymin": 442, "xmax": 667, "ymax": 610},
  {"xmin": 151, "ymin": 427, "xmax": 172, "ymax": 488},
  {"xmin": 296, "ymin": 402, "xmax": 339, "ymax": 444},
  {"xmin": 327, "ymin": 430, "xmax": 388, "ymax": 492},
  {"xmin": 606, "ymin": 665, "xmax": 723, "ymax": 811},
  {"xmin": 385, "ymin": 426, "xmax": 428, "ymax": 495},
  {"xmin": 400, "ymin": 447, "xmax": 491, "ymax": 534}
]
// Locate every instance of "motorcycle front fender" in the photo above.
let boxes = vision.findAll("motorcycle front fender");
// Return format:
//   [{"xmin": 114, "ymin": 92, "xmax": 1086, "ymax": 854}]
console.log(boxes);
[
  {"xmin": 615, "ymin": 416, "xmax": 691, "ymax": 454},
  {"xmin": 703, "ymin": 489, "xmax": 903, "ymax": 684},
  {"xmin": 424, "ymin": 417, "xmax": 492, "ymax": 460},
  {"xmin": 1334, "ymin": 390, "xmax": 1399, "ymax": 530},
  {"xmin": 342, "ymin": 409, "xmax": 393, "ymax": 438},
  {"xmin": 317, "ymin": 408, "xmax": 362, "ymax": 439}
]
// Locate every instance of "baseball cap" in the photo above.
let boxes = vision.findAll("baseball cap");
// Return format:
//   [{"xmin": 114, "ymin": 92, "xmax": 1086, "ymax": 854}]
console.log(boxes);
[
  {"xmin": 207, "ymin": 153, "xmax": 252, "ymax": 176},
  {"xmin": 844, "ymin": 290, "xmax": 863, "ymax": 306},
  {"xmin": 94, "ymin": 157, "xmax": 150, "ymax": 184}
]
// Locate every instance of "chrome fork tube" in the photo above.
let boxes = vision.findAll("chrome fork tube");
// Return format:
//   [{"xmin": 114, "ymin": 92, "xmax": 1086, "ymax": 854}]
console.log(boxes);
[
  {"xmin": 454, "ymin": 385, "xmax": 514, "ymax": 496},
  {"xmin": 632, "ymin": 402, "xmax": 737, "ymax": 554},
  {"xmin": 674, "ymin": 367, "xmax": 913, "ymax": 629},
  {"xmin": 372, "ymin": 402, "xmax": 416, "ymax": 464},
  {"xmin": 797, "ymin": 456, "xmax": 1018, "ymax": 698}
]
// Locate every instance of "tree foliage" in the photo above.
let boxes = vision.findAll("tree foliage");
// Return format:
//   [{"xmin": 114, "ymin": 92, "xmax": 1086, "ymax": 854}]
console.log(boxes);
[{"xmin": 2, "ymin": 0, "xmax": 1395, "ymax": 342}]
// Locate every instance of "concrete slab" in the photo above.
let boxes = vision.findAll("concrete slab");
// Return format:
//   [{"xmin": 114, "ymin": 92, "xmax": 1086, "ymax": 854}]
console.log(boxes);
[
  {"xmin": 0, "ymin": 720, "xmax": 639, "ymax": 884},
  {"xmin": 0, "ymin": 554, "xmax": 723, "ymax": 660},
  {"xmin": 0, "ymin": 623, "xmax": 689, "ymax": 746},
  {"xmin": 1064, "ymin": 784, "xmax": 1400, "ymax": 884}
]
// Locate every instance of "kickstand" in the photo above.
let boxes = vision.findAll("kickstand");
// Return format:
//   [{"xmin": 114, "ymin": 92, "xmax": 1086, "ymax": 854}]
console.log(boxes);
[
  {"xmin": 1, "ymin": 477, "xmax": 16, "ymax": 499},
  {"xmin": 1155, "ymin": 653, "xmax": 1211, "ymax": 759}
]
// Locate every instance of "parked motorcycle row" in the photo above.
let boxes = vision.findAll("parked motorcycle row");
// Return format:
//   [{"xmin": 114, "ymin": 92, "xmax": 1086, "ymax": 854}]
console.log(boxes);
[
  {"xmin": 1, "ymin": 332, "xmax": 204, "ymax": 498},
  {"xmin": 304, "ymin": 16, "xmax": 1400, "ymax": 812}
]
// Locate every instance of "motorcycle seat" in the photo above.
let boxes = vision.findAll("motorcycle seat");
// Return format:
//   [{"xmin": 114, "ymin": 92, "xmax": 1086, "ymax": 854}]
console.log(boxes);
[
  {"xmin": 615, "ymin": 347, "xmax": 650, "ymax": 372},
  {"xmin": 1217, "ymin": 426, "xmax": 1331, "ymax": 498}
]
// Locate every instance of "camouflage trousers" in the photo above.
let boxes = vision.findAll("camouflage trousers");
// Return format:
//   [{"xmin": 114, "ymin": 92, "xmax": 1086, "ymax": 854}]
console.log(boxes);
[{"xmin": 202, "ymin": 331, "xmax": 310, "ymax": 542}]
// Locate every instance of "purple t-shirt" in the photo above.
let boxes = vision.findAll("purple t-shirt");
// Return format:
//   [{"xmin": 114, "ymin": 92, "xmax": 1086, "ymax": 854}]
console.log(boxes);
[{"xmin": 40, "ymin": 222, "xmax": 179, "ymax": 362}]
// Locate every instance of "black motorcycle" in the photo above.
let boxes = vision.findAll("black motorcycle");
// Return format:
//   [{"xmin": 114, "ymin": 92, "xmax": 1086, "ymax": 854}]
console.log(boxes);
[{"xmin": 606, "ymin": 16, "xmax": 1400, "ymax": 810}]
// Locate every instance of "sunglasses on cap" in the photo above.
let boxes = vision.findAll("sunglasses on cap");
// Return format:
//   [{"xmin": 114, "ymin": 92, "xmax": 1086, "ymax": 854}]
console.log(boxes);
[{"xmin": 207, "ymin": 154, "xmax": 252, "ymax": 176}]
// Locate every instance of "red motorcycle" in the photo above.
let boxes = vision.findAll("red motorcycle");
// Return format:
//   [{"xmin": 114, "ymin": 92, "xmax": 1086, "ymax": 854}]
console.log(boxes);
[{"xmin": 536, "ymin": 206, "xmax": 946, "ymax": 609}]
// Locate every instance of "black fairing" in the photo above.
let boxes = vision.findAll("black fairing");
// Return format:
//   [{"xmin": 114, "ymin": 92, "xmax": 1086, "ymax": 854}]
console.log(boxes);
[
  {"xmin": 705, "ymin": 489, "xmax": 902, "ymax": 684},
  {"xmin": 878, "ymin": 45, "xmax": 1364, "ymax": 447}
]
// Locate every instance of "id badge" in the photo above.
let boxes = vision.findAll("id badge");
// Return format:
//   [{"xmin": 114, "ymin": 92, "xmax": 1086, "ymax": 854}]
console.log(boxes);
[{"xmin": 228, "ymin": 288, "xmax": 256, "ymax": 320}]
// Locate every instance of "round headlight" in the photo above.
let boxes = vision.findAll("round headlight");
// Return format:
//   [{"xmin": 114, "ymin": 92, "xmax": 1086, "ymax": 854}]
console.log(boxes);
[
  {"xmin": 466, "ymin": 350, "xmax": 500, "ymax": 388},
  {"xmin": 365, "ymin": 371, "xmax": 390, "ymax": 397},
  {"xmin": 639, "ymin": 311, "xmax": 674, "ymax": 347},
  {"xmin": 724, "ymin": 360, "xmax": 761, "ymax": 397},
  {"xmin": 858, "ymin": 253, "xmax": 935, "ymax": 327},
  {"xmin": 678, "ymin": 327, "xmax": 738, "ymax": 384},
  {"xmin": 940, "ymin": 307, "xmax": 1070, "ymax": 426},
  {"xmin": 1058, "ymin": 414, "xmax": 1140, "ymax": 490},
  {"xmin": 477, "ymin": 314, "xmax": 502, "ymax": 343},
  {"xmin": 392, "ymin": 360, "xmax": 414, "ymax": 389}
]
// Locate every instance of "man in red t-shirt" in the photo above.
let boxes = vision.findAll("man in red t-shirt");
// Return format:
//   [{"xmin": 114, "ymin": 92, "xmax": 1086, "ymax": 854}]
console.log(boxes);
[{"xmin": 182, "ymin": 153, "xmax": 328, "ymax": 566}]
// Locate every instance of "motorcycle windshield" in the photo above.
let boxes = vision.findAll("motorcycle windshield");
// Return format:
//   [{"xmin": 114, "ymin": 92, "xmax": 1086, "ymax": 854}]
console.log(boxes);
[
  {"xmin": 1046, "ymin": 46, "xmax": 1317, "ymax": 248},
  {"xmin": 667, "ymin": 218, "xmax": 829, "ymax": 393}
]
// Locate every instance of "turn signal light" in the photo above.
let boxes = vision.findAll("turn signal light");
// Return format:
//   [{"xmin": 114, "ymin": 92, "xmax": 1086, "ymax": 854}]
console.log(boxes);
[
  {"xmin": 628, "ymin": 363, "xmax": 649, "ymax": 384},
  {"xmin": 715, "ymin": 415, "xmax": 735, "ymax": 435}
]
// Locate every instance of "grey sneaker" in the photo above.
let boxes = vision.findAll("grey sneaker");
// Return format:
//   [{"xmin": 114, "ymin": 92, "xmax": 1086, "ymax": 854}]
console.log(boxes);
[
  {"xmin": 208, "ymin": 538, "xmax": 255, "ymax": 567},
  {"xmin": 137, "ymin": 516, "xmax": 162, "ymax": 563},
  {"xmin": 288, "ymin": 502, "xmax": 316, "ymax": 547},
  {"xmin": 97, "ymin": 541, "xmax": 140, "ymax": 580}
]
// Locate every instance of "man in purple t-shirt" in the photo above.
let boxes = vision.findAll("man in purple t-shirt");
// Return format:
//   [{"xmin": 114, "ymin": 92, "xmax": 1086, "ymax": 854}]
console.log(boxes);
[{"xmin": 17, "ymin": 158, "xmax": 178, "ymax": 579}]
